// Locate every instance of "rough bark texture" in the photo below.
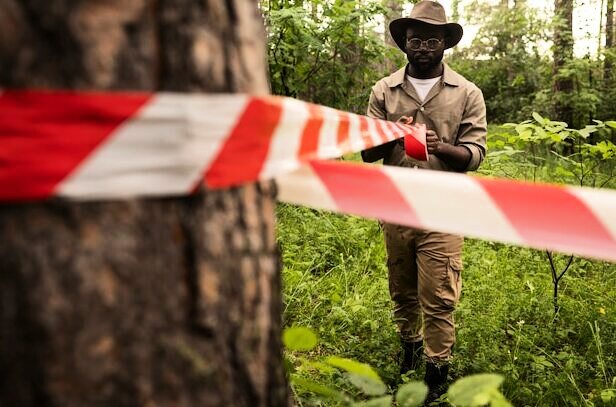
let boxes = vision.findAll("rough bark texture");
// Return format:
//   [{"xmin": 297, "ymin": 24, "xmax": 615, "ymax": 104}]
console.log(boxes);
[
  {"xmin": 553, "ymin": 0, "xmax": 574, "ymax": 126},
  {"xmin": 0, "ymin": 1, "xmax": 287, "ymax": 406}
]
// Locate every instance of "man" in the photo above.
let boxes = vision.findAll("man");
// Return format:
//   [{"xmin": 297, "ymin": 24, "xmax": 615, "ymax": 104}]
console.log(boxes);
[{"xmin": 361, "ymin": 0, "xmax": 487, "ymax": 402}]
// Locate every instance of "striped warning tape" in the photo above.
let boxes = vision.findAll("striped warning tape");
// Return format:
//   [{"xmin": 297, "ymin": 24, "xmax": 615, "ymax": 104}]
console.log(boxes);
[
  {"xmin": 277, "ymin": 160, "xmax": 616, "ymax": 262},
  {"xmin": 0, "ymin": 90, "xmax": 426, "ymax": 200},
  {"xmin": 1, "ymin": 90, "xmax": 615, "ymax": 261}
]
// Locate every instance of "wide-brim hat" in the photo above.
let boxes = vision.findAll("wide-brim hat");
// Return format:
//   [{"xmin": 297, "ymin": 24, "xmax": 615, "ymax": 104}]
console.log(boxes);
[{"xmin": 389, "ymin": 0, "xmax": 463, "ymax": 51}]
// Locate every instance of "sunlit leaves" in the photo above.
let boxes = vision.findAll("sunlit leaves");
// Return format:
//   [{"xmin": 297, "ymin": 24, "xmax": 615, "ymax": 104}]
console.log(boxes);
[
  {"xmin": 283, "ymin": 326, "xmax": 318, "ymax": 351},
  {"xmin": 396, "ymin": 381, "xmax": 428, "ymax": 407},
  {"xmin": 447, "ymin": 374, "xmax": 511, "ymax": 407},
  {"xmin": 324, "ymin": 356, "xmax": 381, "ymax": 381}
]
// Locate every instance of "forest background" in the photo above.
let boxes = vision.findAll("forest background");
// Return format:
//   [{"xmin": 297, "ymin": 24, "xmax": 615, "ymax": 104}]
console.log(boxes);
[{"xmin": 262, "ymin": 0, "xmax": 616, "ymax": 405}]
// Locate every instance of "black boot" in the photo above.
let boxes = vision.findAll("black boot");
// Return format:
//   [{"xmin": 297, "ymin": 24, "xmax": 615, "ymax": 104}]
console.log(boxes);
[
  {"xmin": 400, "ymin": 339, "xmax": 423, "ymax": 376},
  {"xmin": 424, "ymin": 361, "xmax": 449, "ymax": 406}
]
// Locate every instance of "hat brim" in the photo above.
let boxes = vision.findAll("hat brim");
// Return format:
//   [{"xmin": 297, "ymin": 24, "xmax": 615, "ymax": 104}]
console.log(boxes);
[{"xmin": 389, "ymin": 18, "xmax": 463, "ymax": 52}]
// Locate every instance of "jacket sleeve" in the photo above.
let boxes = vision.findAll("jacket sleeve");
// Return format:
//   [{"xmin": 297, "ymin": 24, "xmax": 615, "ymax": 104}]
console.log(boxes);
[
  {"xmin": 456, "ymin": 85, "xmax": 487, "ymax": 171},
  {"xmin": 361, "ymin": 84, "xmax": 397, "ymax": 163}
]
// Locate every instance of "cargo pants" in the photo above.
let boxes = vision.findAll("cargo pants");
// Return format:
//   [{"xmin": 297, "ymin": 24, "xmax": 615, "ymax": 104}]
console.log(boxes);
[{"xmin": 382, "ymin": 222, "xmax": 463, "ymax": 362}]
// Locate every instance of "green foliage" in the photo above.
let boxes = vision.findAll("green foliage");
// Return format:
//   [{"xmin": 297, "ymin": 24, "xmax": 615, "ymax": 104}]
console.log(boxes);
[
  {"xmin": 484, "ymin": 115, "xmax": 616, "ymax": 188},
  {"xmin": 448, "ymin": 1, "xmax": 551, "ymax": 123},
  {"xmin": 395, "ymin": 382, "xmax": 428, "ymax": 407},
  {"xmin": 283, "ymin": 326, "xmax": 508, "ymax": 406},
  {"xmin": 263, "ymin": 0, "xmax": 403, "ymax": 113},
  {"xmin": 266, "ymin": 1, "xmax": 616, "ymax": 404},
  {"xmin": 447, "ymin": 374, "xmax": 511, "ymax": 407},
  {"xmin": 537, "ymin": 57, "xmax": 602, "ymax": 129},
  {"xmin": 278, "ymin": 130, "xmax": 616, "ymax": 405},
  {"xmin": 284, "ymin": 326, "xmax": 319, "ymax": 351}
]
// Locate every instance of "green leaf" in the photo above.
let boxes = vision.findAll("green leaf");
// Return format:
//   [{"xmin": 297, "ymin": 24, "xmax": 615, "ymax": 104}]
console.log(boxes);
[
  {"xmin": 325, "ymin": 356, "xmax": 381, "ymax": 381},
  {"xmin": 532, "ymin": 112, "xmax": 545, "ymax": 124},
  {"xmin": 396, "ymin": 381, "xmax": 428, "ymax": 407},
  {"xmin": 601, "ymin": 389, "xmax": 615, "ymax": 403},
  {"xmin": 447, "ymin": 374, "xmax": 505, "ymax": 406},
  {"xmin": 347, "ymin": 373, "xmax": 387, "ymax": 396},
  {"xmin": 352, "ymin": 395, "xmax": 393, "ymax": 407},
  {"xmin": 605, "ymin": 121, "xmax": 616, "ymax": 129},
  {"xmin": 283, "ymin": 327, "xmax": 317, "ymax": 351},
  {"xmin": 291, "ymin": 375, "xmax": 347, "ymax": 401},
  {"xmin": 306, "ymin": 360, "xmax": 337, "ymax": 374},
  {"xmin": 518, "ymin": 129, "xmax": 533, "ymax": 140}
]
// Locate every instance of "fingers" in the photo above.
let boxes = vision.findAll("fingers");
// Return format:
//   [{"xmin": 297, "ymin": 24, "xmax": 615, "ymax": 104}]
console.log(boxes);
[
  {"xmin": 396, "ymin": 116, "xmax": 414, "ymax": 125},
  {"xmin": 425, "ymin": 130, "xmax": 441, "ymax": 154},
  {"xmin": 426, "ymin": 130, "xmax": 440, "ymax": 142}
]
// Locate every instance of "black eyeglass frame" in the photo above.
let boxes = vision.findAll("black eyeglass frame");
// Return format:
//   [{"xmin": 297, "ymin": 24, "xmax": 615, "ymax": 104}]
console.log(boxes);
[{"xmin": 405, "ymin": 37, "xmax": 443, "ymax": 51}]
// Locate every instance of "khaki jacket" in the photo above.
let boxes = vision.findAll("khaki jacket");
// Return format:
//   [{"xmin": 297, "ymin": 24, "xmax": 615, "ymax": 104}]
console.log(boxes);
[{"xmin": 367, "ymin": 63, "xmax": 487, "ymax": 172}]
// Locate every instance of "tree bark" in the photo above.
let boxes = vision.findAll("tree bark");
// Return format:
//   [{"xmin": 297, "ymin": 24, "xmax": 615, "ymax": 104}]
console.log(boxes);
[
  {"xmin": 605, "ymin": 0, "xmax": 614, "ymax": 79},
  {"xmin": 553, "ymin": 0, "xmax": 574, "ymax": 127},
  {"xmin": 0, "ymin": 1, "xmax": 287, "ymax": 406},
  {"xmin": 383, "ymin": 0, "xmax": 403, "ymax": 73}
]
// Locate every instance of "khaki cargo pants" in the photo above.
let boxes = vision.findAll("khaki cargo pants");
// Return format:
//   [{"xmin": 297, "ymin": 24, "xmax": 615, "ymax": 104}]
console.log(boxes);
[{"xmin": 382, "ymin": 223, "xmax": 463, "ymax": 362}]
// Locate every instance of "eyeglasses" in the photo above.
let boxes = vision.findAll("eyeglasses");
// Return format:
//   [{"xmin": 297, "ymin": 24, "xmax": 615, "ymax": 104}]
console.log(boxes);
[{"xmin": 406, "ymin": 38, "xmax": 443, "ymax": 51}]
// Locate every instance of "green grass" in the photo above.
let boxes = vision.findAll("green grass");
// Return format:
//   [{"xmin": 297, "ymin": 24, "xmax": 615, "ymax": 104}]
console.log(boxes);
[{"xmin": 277, "ymin": 125, "xmax": 616, "ymax": 406}]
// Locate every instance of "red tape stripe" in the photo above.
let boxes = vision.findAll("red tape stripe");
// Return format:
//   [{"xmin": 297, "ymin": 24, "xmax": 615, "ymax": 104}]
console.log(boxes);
[
  {"xmin": 298, "ymin": 104, "xmax": 324, "ymax": 159},
  {"xmin": 205, "ymin": 97, "xmax": 283, "ymax": 187},
  {"xmin": 479, "ymin": 178, "xmax": 616, "ymax": 258},
  {"xmin": 336, "ymin": 111, "xmax": 350, "ymax": 150},
  {"xmin": 404, "ymin": 124, "xmax": 428, "ymax": 161},
  {"xmin": 0, "ymin": 90, "xmax": 151, "ymax": 201},
  {"xmin": 309, "ymin": 160, "xmax": 421, "ymax": 226}
]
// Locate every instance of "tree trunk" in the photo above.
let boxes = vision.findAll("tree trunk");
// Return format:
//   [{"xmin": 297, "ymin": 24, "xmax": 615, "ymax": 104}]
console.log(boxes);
[
  {"xmin": 606, "ymin": 0, "xmax": 614, "ymax": 79},
  {"xmin": 383, "ymin": 0, "xmax": 403, "ymax": 73},
  {"xmin": 383, "ymin": 0, "xmax": 402, "ymax": 48},
  {"xmin": 553, "ymin": 0, "xmax": 574, "ymax": 127},
  {"xmin": 0, "ymin": 1, "xmax": 287, "ymax": 406}
]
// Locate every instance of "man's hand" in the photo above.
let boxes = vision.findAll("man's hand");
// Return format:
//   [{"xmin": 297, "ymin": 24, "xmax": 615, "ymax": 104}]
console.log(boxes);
[
  {"xmin": 396, "ymin": 116, "xmax": 413, "ymax": 146},
  {"xmin": 426, "ymin": 130, "xmax": 442, "ymax": 154},
  {"xmin": 361, "ymin": 115, "xmax": 412, "ymax": 163},
  {"xmin": 397, "ymin": 115, "xmax": 413, "ymax": 126},
  {"xmin": 425, "ymin": 129, "xmax": 473, "ymax": 171}
]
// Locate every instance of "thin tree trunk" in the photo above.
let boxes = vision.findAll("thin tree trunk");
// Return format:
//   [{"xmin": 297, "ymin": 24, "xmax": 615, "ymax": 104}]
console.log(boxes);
[
  {"xmin": 0, "ymin": 1, "xmax": 287, "ymax": 406},
  {"xmin": 384, "ymin": 0, "xmax": 403, "ymax": 72},
  {"xmin": 606, "ymin": 0, "xmax": 614, "ymax": 78},
  {"xmin": 553, "ymin": 0, "xmax": 574, "ymax": 127}
]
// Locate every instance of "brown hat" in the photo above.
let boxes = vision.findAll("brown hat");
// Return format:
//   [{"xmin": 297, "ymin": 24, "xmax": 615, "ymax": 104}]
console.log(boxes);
[{"xmin": 389, "ymin": 0, "xmax": 463, "ymax": 51}]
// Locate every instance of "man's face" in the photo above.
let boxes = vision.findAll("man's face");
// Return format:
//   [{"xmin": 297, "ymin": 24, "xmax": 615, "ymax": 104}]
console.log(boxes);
[{"xmin": 405, "ymin": 24, "xmax": 446, "ymax": 72}]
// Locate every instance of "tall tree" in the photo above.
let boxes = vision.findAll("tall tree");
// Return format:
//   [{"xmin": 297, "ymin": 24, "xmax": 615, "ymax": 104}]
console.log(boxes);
[
  {"xmin": 383, "ymin": 0, "xmax": 403, "ymax": 48},
  {"xmin": 606, "ymin": 0, "xmax": 614, "ymax": 78},
  {"xmin": 553, "ymin": 0, "xmax": 575, "ymax": 126},
  {"xmin": 0, "ymin": 1, "xmax": 287, "ymax": 406},
  {"xmin": 383, "ymin": 0, "xmax": 404, "ymax": 72}
]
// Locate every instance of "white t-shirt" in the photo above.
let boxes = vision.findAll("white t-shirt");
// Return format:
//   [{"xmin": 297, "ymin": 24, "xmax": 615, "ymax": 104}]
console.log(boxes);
[{"xmin": 406, "ymin": 75, "xmax": 441, "ymax": 102}]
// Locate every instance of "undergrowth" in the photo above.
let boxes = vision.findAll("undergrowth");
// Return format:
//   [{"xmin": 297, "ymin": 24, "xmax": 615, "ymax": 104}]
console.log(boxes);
[{"xmin": 277, "ymin": 123, "xmax": 616, "ymax": 406}]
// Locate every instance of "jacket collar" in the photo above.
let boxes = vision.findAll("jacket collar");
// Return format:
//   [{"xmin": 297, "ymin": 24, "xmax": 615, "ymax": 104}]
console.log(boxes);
[{"xmin": 385, "ymin": 63, "xmax": 461, "ymax": 88}]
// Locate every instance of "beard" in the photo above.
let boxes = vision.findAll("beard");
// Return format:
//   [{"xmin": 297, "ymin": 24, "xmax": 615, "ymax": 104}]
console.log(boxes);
[{"xmin": 407, "ymin": 50, "xmax": 444, "ymax": 73}]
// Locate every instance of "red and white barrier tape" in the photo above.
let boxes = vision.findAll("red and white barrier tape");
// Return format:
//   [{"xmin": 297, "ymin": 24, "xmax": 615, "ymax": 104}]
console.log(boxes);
[
  {"xmin": 1, "ymin": 90, "xmax": 615, "ymax": 261},
  {"xmin": 277, "ymin": 160, "xmax": 616, "ymax": 262},
  {"xmin": 0, "ymin": 90, "xmax": 425, "ymax": 200}
]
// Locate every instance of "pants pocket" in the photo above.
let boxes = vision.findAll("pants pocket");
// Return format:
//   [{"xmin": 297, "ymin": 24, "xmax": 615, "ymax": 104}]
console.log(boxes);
[{"xmin": 439, "ymin": 257, "xmax": 462, "ymax": 307}]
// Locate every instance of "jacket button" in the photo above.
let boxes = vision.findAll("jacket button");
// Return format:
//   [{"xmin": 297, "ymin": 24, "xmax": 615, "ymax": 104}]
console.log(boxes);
[{"xmin": 419, "ymin": 106, "xmax": 425, "ymax": 111}]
